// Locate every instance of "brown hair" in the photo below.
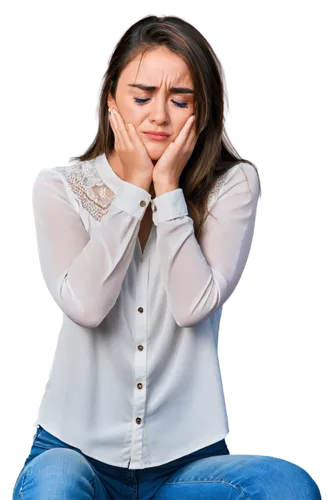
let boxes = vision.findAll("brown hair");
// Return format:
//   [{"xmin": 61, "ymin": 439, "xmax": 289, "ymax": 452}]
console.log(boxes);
[{"xmin": 70, "ymin": 15, "xmax": 262, "ymax": 241}]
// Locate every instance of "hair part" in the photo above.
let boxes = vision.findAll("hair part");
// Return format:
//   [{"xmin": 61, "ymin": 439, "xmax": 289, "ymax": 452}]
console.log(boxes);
[{"xmin": 70, "ymin": 15, "xmax": 262, "ymax": 242}]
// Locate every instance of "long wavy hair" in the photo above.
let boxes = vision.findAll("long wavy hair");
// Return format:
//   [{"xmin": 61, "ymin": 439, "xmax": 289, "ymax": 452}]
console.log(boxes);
[{"xmin": 70, "ymin": 15, "xmax": 262, "ymax": 242}]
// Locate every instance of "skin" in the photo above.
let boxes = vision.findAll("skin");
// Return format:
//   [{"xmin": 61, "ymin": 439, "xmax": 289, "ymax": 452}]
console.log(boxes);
[{"xmin": 107, "ymin": 46, "xmax": 196, "ymax": 199}]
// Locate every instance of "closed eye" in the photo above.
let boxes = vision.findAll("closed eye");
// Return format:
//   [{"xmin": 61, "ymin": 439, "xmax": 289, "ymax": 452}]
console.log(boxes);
[{"xmin": 133, "ymin": 97, "xmax": 188, "ymax": 109}]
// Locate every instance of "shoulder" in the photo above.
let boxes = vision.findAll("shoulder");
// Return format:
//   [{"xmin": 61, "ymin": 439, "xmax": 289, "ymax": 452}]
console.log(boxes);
[
  {"xmin": 36, "ymin": 160, "xmax": 102, "ymax": 184},
  {"xmin": 32, "ymin": 159, "xmax": 115, "ymax": 221},
  {"xmin": 33, "ymin": 159, "xmax": 101, "ymax": 187},
  {"xmin": 208, "ymin": 162, "xmax": 260, "ymax": 210},
  {"xmin": 221, "ymin": 162, "xmax": 259, "ymax": 196},
  {"xmin": 32, "ymin": 163, "xmax": 75, "ymax": 194}
]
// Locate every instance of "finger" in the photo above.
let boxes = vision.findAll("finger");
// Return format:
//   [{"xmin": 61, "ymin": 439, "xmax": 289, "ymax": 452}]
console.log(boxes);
[
  {"xmin": 179, "ymin": 115, "xmax": 195, "ymax": 149},
  {"xmin": 183, "ymin": 116, "xmax": 197, "ymax": 148},
  {"xmin": 112, "ymin": 109, "xmax": 133, "ymax": 150},
  {"xmin": 108, "ymin": 109, "xmax": 120, "ymax": 149},
  {"xmin": 110, "ymin": 109, "xmax": 125, "ymax": 150},
  {"xmin": 188, "ymin": 129, "xmax": 198, "ymax": 151},
  {"xmin": 174, "ymin": 115, "xmax": 196, "ymax": 147},
  {"xmin": 126, "ymin": 122, "xmax": 146, "ymax": 148},
  {"xmin": 114, "ymin": 111, "xmax": 147, "ymax": 151}
]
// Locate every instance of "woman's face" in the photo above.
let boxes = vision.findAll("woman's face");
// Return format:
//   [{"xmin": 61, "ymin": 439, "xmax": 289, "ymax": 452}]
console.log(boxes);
[{"xmin": 107, "ymin": 46, "xmax": 195, "ymax": 160}]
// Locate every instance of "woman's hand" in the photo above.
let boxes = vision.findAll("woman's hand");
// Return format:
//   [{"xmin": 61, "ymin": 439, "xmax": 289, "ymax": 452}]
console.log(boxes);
[
  {"xmin": 108, "ymin": 109, "xmax": 199, "ymax": 193},
  {"xmin": 152, "ymin": 115, "xmax": 198, "ymax": 188},
  {"xmin": 108, "ymin": 109, "xmax": 154, "ymax": 188}
]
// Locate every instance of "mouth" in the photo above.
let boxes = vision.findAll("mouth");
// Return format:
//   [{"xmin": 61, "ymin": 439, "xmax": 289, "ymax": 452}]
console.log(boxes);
[{"xmin": 144, "ymin": 132, "xmax": 170, "ymax": 141}]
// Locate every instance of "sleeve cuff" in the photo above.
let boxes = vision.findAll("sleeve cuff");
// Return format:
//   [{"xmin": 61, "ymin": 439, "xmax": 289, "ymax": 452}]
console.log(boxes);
[
  {"xmin": 113, "ymin": 181, "xmax": 152, "ymax": 220},
  {"xmin": 152, "ymin": 188, "xmax": 188, "ymax": 224}
]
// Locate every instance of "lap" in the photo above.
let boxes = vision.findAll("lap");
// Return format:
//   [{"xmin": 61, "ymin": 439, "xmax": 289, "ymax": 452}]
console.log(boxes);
[
  {"xmin": 12, "ymin": 426, "xmax": 321, "ymax": 500},
  {"xmin": 153, "ymin": 454, "xmax": 321, "ymax": 500}
]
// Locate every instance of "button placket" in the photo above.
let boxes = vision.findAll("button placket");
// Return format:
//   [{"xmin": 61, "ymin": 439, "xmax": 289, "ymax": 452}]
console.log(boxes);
[
  {"xmin": 151, "ymin": 200, "xmax": 157, "ymax": 212},
  {"xmin": 134, "ymin": 252, "xmax": 147, "ymax": 435},
  {"xmin": 136, "ymin": 316, "xmax": 144, "ymax": 389},
  {"xmin": 135, "ymin": 200, "xmax": 147, "ymax": 434}
]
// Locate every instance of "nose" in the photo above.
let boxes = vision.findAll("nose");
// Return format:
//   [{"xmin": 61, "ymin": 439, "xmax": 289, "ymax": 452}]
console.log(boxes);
[{"xmin": 148, "ymin": 97, "xmax": 169, "ymax": 124}]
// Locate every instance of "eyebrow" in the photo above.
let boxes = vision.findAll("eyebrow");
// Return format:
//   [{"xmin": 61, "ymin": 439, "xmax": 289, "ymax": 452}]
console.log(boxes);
[{"xmin": 127, "ymin": 83, "xmax": 194, "ymax": 95}]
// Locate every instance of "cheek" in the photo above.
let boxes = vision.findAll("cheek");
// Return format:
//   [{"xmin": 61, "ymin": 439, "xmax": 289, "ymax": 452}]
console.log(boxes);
[
  {"xmin": 175, "ymin": 116, "xmax": 191, "ymax": 134},
  {"xmin": 128, "ymin": 109, "xmax": 145, "ymax": 129},
  {"xmin": 119, "ymin": 99, "xmax": 142, "ymax": 124}
]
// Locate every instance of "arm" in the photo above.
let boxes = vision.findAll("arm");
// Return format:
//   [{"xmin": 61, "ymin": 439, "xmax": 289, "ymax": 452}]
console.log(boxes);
[
  {"xmin": 152, "ymin": 162, "xmax": 260, "ymax": 327},
  {"xmin": 32, "ymin": 168, "xmax": 151, "ymax": 328}
]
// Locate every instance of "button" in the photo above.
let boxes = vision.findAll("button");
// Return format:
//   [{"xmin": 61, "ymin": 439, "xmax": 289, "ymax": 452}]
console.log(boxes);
[
  {"xmin": 136, "ymin": 417, "xmax": 142, "ymax": 425},
  {"xmin": 151, "ymin": 202, "xmax": 157, "ymax": 212},
  {"xmin": 138, "ymin": 307, "xmax": 144, "ymax": 313},
  {"xmin": 138, "ymin": 345, "xmax": 144, "ymax": 351},
  {"xmin": 137, "ymin": 383, "xmax": 143, "ymax": 390},
  {"xmin": 140, "ymin": 200, "xmax": 146, "ymax": 207}
]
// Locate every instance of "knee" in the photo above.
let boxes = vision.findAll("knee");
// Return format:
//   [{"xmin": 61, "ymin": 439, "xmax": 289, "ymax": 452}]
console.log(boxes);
[
  {"xmin": 31, "ymin": 447, "xmax": 93, "ymax": 474},
  {"xmin": 16, "ymin": 448, "xmax": 96, "ymax": 498},
  {"xmin": 261, "ymin": 456, "xmax": 321, "ymax": 499}
]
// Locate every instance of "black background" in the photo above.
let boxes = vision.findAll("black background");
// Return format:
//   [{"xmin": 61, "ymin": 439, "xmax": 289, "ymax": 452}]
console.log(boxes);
[{"xmin": 3, "ymin": 7, "xmax": 328, "ymax": 498}]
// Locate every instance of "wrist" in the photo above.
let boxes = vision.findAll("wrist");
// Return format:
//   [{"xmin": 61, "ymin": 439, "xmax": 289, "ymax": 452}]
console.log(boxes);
[
  {"xmin": 154, "ymin": 184, "xmax": 179, "ymax": 197},
  {"xmin": 129, "ymin": 177, "xmax": 152, "ymax": 193}
]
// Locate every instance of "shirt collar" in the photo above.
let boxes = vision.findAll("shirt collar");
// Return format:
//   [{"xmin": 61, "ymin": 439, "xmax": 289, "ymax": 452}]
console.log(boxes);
[{"xmin": 92, "ymin": 152, "xmax": 122, "ymax": 191}]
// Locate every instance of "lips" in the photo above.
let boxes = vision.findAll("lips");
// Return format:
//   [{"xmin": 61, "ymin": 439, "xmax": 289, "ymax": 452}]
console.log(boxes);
[{"xmin": 144, "ymin": 131, "xmax": 170, "ymax": 137}]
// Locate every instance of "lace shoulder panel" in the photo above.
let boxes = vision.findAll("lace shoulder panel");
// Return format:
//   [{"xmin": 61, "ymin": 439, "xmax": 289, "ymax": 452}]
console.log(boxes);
[
  {"xmin": 55, "ymin": 161, "xmax": 116, "ymax": 221},
  {"xmin": 207, "ymin": 174, "xmax": 226, "ymax": 212},
  {"xmin": 206, "ymin": 162, "xmax": 253, "ymax": 212}
]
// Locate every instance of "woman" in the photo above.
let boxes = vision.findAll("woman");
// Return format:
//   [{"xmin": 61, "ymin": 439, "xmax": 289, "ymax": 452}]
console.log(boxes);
[{"xmin": 12, "ymin": 14, "xmax": 321, "ymax": 500}]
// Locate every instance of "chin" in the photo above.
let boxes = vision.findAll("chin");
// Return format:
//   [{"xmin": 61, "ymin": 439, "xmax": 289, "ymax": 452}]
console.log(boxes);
[
  {"xmin": 146, "ymin": 146, "xmax": 166, "ymax": 161},
  {"xmin": 149, "ymin": 154, "xmax": 163, "ymax": 162},
  {"xmin": 145, "ymin": 142, "xmax": 169, "ymax": 152}
]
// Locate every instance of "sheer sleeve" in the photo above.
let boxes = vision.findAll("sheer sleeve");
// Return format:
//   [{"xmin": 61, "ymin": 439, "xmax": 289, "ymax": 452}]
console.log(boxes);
[
  {"xmin": 152, "ymin": 162, "xmax": 260, "ymax": 327},
  {"xmin": 32, "ymin": 168, "xmax": 151, "ymax": 328}
]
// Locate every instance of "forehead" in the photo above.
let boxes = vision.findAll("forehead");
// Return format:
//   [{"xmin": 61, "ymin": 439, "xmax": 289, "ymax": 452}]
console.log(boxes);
[{"xmin": 119, "ymin": 47, "xmax": 193, "ymax": 87}]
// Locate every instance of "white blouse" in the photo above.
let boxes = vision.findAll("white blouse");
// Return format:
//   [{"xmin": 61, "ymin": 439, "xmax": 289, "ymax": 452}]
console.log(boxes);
[{"xmin": 31, "ymin": 152, "xmax": 260, "ymax": 469}]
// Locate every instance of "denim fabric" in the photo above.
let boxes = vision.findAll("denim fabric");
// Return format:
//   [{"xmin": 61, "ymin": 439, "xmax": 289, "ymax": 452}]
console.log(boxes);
[{"xmin": 12, "ymin": 425, "xmax": 321, "ymax": 499}]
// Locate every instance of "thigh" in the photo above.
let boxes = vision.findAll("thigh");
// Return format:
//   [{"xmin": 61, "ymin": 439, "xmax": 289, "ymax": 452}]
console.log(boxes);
[
  {"xmin": 12, "ymin": 427, "xmax": 110, "ymax": 500},
  {"xmin": 153, "ymin": 454, "xmax": 322, "ymax": 500}
]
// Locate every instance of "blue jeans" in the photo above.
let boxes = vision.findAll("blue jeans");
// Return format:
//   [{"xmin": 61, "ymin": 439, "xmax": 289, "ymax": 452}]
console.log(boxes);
[{"xmin": 12, "ymin": 425, "xmax": 321, "ymax": 499}]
